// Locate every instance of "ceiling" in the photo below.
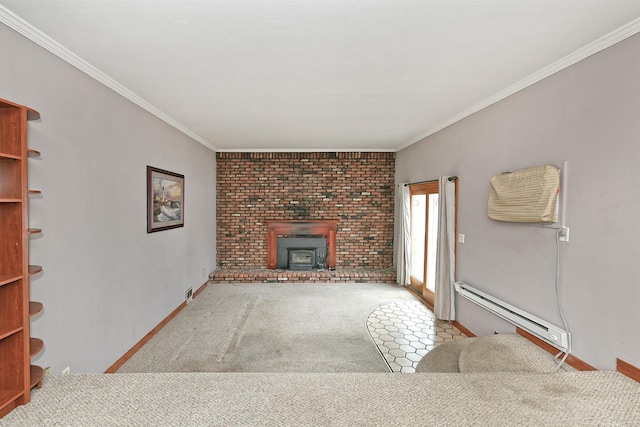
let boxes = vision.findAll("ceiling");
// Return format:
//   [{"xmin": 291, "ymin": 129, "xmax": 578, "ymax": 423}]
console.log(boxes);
[{"xmin": 1, "ymin": 1, "xmax": 639, "ymax": 152}]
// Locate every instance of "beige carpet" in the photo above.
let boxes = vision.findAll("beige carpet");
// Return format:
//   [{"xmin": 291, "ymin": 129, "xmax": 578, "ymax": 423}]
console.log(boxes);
[
  {"xmin": 4, "ymin": 283, "xmax": 639, "ymax": 426},
  {"xmin": 2, "ymin": 371, "xmax": 639, "ymax": 426},
  {"xmin": 117, "ymin": 282, "xmax": 417, "ymax": 373}
]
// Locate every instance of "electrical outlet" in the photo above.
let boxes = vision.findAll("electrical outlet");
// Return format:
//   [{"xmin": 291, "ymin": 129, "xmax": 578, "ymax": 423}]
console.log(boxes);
[
  {"xmin": 43, "ymin": 366, "xmax": 52, "ymax": 375},
  {"xmin": 185, "ymin": 287, "xmax": 193, "ymax": 304},
  {"xmin": 201, "ymin": 268, "xmax": 206, "ymax": 277},
  {"xmin": 61, "ymin": 366, "xmax": 70, "ymax": 375},
  {"xmin": 559, "ymin": 226, "xmax": 570, "ymax": 242}
]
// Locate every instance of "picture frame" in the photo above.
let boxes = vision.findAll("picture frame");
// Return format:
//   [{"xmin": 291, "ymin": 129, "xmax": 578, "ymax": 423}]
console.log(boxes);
[{"xmin": 147, "ymin": 166, "xmax": 184, "ymax": 233}]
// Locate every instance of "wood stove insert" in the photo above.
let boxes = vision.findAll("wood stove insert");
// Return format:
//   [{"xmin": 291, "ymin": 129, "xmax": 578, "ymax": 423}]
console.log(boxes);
[{"xmin": 266, "ymin": 220, "xmax": 338, "ymax": 269}]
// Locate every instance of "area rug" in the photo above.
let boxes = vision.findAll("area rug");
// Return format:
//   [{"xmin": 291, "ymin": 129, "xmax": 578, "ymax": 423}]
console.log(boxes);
[{"xmin": 367, "ymin": 299, "xmax": 466, "ymax": 372}]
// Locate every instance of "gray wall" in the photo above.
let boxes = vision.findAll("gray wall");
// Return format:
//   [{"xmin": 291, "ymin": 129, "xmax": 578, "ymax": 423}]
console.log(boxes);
[
  {"xmin": 396, "ymin": 33, "xmax": 640, "ymax": 370},
  {"xmin": 0, "ymin": 23, "xmax": 217, "ymax": 373}
]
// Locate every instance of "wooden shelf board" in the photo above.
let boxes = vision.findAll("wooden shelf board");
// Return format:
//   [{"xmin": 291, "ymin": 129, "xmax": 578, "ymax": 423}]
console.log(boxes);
[
  {"xmin": 27, "ymin": 190, "xmax": 41, "ymax": 195},
  {"xmin": 0, "ymin": 390, "xmax": 21, "ymax": 401},
  {"xmin": 26, "ymin": 108, "xmax": 40, "ymax": 121},
  {"xmin": 30, "ymin": 338, "xmax": 44, "ymax": 357},
  {"xmin": 0, "ymin": 152, "xmax": 21, "ymax": 160},
  {"xmin": 27, "ymin": 149, "xmax": 41, "ymax": 158},
  {"xmin": 0, "ymin": 389, "xmax": 24, "ymax": 413},
  {"xmin": 0, "ymin": 326, "xmax": 22, "ymax": 341},
  {"xmin": 29, "ymin": 302, "xmax": 43, "ymax": 317},
  {"xmin": 28, "ymin": 265, "xmax": 43, "ymax": 276},
  {"xmin": 30, "ymin": 365, "xmax": 43, "ymax": 389},
  {"xmin": 0, "ymin": 274, "xmax": 22, "ymax": 287},
  {"xmin": 0, "ymin": 198, "xmax": 22, "ymax": 203},
  {"xmin": 28, "ymin": 228, "xmax": 42, "ymax": 235}
]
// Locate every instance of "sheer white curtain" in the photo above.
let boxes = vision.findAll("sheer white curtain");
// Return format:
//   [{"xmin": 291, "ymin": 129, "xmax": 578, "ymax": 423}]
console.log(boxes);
[
  {"xmin": 434, "ymin": 177, "xmax": 456, "ymax": 320},
  {"xmin": 394, "ymin": 184, "xmax": 411, "ymax": 286}
]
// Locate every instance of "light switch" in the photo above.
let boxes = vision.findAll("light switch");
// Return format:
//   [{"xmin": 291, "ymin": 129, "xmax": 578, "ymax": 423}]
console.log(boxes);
[{"xmin": 458, "ymin": 233, "xmax": 465, "ymax": 244}]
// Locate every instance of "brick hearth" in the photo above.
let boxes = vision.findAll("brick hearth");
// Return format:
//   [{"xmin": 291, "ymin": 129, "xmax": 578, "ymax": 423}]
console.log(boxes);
[{"xmin": 209, "ymin": 268, "xmax": 397, "ymax": 284}]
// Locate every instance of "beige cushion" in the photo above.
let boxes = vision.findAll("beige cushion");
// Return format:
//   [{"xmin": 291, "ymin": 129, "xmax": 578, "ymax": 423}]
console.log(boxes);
[
  {"xmin": 415, "ymin": 338, "xmax": 477, "ymax": 373},
  {"xmin": 459, "ymin": 334, "xmax": 560, "ymax": 373}
]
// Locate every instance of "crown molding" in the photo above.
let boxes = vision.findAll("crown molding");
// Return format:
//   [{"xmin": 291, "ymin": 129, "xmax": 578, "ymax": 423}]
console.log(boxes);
[
  {"xmin": 395, "ymin": 17, "xmax": 640, "ymax": 152},
  {"xmin": 0, "ymin": 6, "xmax": 218, "ymax": 152}
]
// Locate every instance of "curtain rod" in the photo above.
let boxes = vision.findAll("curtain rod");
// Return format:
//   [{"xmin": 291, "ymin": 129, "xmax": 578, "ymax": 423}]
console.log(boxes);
[{"xmin": 403, "ymin": 176, "xmax": 458, "ymax": 186}]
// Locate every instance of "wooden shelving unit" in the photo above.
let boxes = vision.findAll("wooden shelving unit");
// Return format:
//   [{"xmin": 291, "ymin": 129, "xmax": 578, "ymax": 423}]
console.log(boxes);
[{"xmin": 0, "ymin": 98, "xmax": 42, "ymax": 418}]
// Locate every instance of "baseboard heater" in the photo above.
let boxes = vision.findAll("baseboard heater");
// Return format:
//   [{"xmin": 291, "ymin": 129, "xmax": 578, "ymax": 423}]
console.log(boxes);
[{"xmin": 455, "ymin": 282, "xmax": 570, "ymax": 352}]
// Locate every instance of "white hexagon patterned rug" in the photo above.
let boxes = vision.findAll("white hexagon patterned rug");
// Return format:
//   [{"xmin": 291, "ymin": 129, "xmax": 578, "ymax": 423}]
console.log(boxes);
[{"xmin": 367, "ymin": 300, "xmax": 466, "ymax": 372}]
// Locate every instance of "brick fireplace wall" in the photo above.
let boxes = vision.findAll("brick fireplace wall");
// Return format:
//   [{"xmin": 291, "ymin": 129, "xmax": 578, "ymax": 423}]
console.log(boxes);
[{"xmin": 216, "ymin": 152, "xmax": 395, "ymax": 269}]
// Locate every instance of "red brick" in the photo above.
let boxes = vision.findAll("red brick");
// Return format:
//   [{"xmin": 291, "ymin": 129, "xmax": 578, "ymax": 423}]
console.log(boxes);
[{"xmin": 217, "ymin": 152, "xmax": 395, "ymax": 269}]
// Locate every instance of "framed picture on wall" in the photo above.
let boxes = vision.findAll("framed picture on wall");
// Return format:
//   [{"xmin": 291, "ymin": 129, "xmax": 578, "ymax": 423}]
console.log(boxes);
[{"xmin": 147, "ymin": 166, "xmax": 184, "ymax": 233}]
